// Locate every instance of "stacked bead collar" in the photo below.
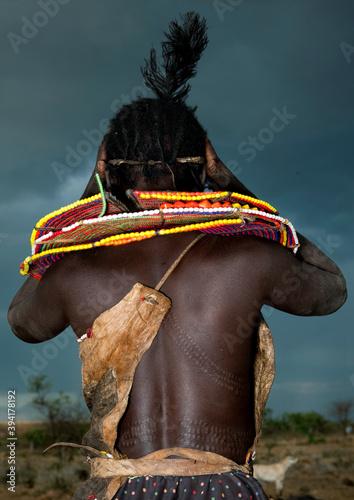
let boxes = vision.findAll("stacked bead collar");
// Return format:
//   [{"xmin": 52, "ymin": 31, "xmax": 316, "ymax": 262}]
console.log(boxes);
[{"xmin": 21, "ymin": 190, "xmax": 299, "ymax": 280}]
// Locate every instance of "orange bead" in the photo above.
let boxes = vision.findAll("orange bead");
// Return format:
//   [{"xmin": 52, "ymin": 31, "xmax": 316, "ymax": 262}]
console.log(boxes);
[
  {"xmin": 160, "ymin": 202, "xmax": 173, "ymax": 209},
  {"xmin": 211, "ymin": 202, "xmax": 222, "ymax": 208},
  {"xmin": 173, "ymin": 201, "xmax": 185, "ymax": 208},
  {"xmin": 199, "ymin": 200, "xmax": 212, "ymax": 208},
  {"xmin": 222, "ymin": 201, "xmax": 231, "ymax": 207},
  {"xmin": 185, "ymin": 201, "xmax": 199, "ymax": 208}
]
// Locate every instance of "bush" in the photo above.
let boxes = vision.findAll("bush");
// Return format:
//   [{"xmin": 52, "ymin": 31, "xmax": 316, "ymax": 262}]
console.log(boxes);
[
  {"xmin": 28, "ymin": 374, "xmax": 90, "ymax": 458},
  {"xmin": 17, "ymin": 461, "xmax": 37, "ymax": 488},
  {"xmin": 261, "ymin": 408, "xmax": 335, "ymax": 442},
  {"xmin": 37, "ymin": 461, "xmax": 89, "ymax": 492},
  {"xmin": 23, "ymin": 427, "xmax": 50, "ymax": 449}
]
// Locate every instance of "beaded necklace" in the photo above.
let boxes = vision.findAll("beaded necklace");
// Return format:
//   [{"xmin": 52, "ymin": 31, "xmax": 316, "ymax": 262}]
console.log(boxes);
[{"xmin": 21, "ymin": 190, "xmax": 299, "ymax": 280}]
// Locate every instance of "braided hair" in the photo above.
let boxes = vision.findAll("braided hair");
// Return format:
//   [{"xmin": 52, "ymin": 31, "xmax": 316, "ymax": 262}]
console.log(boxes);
[{"xmin": 105, "ymin": 12, "xmax": 209, "ymax": 199}]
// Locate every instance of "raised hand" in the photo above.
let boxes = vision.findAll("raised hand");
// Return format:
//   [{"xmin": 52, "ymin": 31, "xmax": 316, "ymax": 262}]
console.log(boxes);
[{"xmin": 205, "ymin": 138, "xmax": 256, "ymax": 198}]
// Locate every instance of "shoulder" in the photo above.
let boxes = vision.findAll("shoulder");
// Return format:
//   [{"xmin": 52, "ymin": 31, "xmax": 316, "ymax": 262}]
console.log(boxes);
[
  {"xmin": 204, "ymin": 233, "xmax": 294, "ymax": 264},
  {"xmin": 38, "ymin": 233, "xmax": 296, "ymax": 293}
]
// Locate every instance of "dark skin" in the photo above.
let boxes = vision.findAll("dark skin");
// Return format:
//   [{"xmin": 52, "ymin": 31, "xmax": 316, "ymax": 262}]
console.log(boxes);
[{"xmin": 8, "ymin": 139, "xmax": 347, "ymax": 463}]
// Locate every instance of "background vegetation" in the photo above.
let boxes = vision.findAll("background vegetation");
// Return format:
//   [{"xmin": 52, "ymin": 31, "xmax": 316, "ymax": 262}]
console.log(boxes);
[{"xmin": 1, "ymin": 376, "xmax": 353, "ymax": 499}]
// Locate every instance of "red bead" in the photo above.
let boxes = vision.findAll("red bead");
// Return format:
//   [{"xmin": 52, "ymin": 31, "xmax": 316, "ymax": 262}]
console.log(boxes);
[
  {"xmin": 173, "ymin": 201, "xmax": 185, "ymax": 208},
  {"xmin": 185, "ymin": 201, "xmax": 199, "ymax": 208},
  {"xmin": 86, "ymin": 328, "xmax": 93, "ymax": 338},
  {"xmin": 199, "ymin": 200, "xmax": 212, "ymax": 208},
  {"xmin": 160, "ymin": 202, "xmax": 173, "ymax": 209}
]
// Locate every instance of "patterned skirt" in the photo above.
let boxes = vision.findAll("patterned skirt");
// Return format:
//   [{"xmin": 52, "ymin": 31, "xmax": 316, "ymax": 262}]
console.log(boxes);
[{"xmin": 112, "ymin": 469, "xmax": 268, "ymax": 499}]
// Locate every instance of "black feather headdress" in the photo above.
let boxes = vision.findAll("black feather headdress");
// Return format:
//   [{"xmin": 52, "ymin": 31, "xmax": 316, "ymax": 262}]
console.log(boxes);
[{"xmin": 141, "ymin": 12, "xmax": 208, "ymax": 101}]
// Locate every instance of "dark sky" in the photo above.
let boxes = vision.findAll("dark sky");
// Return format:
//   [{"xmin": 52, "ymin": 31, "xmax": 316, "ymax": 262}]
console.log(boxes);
[{"xmin": 1, "ymin": 0, "xmax": 353, "ymax": 421}]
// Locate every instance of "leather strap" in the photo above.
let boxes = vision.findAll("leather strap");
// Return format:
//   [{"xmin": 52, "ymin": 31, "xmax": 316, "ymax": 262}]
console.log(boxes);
[
  {"xmin": 90, "ymin": 446, "xmax": 251, "ymax": 479},
  {"xmin": 155, "ymin": 233, "xmax": 205, "ymax": 291}
]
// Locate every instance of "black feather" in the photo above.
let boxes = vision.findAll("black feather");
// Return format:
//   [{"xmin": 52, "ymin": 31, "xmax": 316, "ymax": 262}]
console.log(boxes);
[{"xmin": 141, "ymin": 11, "xmax": 208, "ymax": 101}]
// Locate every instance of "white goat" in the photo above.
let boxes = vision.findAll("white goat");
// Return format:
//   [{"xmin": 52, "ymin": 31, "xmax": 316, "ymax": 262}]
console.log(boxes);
[{"xmin": 253, "ymin": 455, "xmax": 298, "ymax": 496}]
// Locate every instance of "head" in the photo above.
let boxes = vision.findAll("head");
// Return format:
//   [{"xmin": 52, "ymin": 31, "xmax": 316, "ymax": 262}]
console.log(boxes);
[
  {"xmin": 102, "ymin": 12, "xmax": 209, "ymax": 203},
  {"xmin": 286, "ymin": 455, "xmax": 298, "ymax": 467},
  {"xmin": 104, "ymin": 98, "xmax": 207, "ymax": 196}
]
